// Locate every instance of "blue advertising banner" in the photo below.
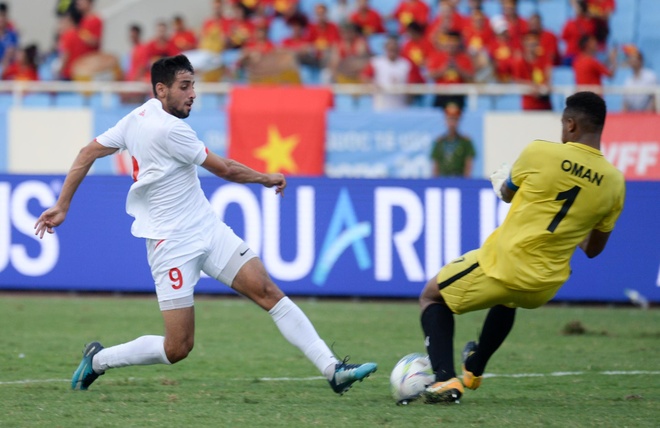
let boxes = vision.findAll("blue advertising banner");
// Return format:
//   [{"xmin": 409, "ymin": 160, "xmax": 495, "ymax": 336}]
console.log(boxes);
[{"xmin": 0, "ymin": 175, "xmax": 657, "ymax": 303}]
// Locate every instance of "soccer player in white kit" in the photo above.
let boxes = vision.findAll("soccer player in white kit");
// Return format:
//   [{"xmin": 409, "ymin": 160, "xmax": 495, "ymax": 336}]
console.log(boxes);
[{"xmin": 34, "ymin": 55, "xmax": 377, "ymax": 394}]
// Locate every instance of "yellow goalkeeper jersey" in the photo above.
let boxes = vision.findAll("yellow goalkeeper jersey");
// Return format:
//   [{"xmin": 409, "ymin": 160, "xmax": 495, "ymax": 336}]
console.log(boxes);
[{"xmin": 478, "ymin": 140, "xmax": 626, "ymax": 291}]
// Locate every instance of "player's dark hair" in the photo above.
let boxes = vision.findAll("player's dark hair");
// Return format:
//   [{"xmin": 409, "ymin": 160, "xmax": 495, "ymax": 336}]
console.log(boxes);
[
  {"xmin": 565, "ymin": 91, "xmax": 607, "ymax": 131},
  {"xmin": 151, "ymin": 55, "xmax": 194, "ymax": 97}
]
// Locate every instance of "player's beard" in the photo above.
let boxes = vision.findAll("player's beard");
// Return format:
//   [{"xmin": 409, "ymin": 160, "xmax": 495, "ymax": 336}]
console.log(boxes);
[{"xmin": 166, "ymin": 95, "xmax": 191, "ymax": 119}]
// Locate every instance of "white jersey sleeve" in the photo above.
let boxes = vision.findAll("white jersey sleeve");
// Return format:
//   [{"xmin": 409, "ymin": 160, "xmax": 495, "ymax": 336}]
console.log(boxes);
[
  {"xmin": 96, "ymin": 114, "xmax": 130, "ymax": 150},
  {"xmin": 167, "ymin": 122, "xmax": 208, "ymax": 166}
]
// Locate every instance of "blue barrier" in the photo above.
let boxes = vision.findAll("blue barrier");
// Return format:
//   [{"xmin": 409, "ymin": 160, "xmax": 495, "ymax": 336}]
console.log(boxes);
[{"xmin": 0, "ymin": 175, "xmax": 658, "ymax": 303}]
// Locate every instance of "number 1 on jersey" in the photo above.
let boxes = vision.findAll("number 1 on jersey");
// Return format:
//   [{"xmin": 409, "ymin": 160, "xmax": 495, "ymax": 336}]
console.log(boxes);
[{"xmin": 547, "ymin": 185, "xmax": 581, "ymax": 233}]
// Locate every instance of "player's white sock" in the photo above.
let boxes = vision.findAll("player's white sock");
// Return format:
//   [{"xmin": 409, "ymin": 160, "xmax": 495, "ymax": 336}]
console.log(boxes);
[
  {"xmin": 269, "ymin": 297, "xmax": 338, "ymax": 380},
  {"xmin": 92, "ymin": 335, "xmax": 171, "ymax": 373}
]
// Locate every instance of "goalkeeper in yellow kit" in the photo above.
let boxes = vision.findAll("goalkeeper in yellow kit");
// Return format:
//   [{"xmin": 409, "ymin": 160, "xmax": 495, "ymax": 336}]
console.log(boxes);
[{"xmin": 420, "ymin": 91, "xmax": 626, "ymax": 404}]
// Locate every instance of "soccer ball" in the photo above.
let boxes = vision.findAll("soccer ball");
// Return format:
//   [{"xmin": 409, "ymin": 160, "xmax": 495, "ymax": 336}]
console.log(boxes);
[{"xmin": 390, "ymin": 353, "xmax": 435, "ymax": 404}]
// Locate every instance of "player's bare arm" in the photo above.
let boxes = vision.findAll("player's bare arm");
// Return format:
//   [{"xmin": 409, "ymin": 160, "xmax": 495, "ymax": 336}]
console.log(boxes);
[
  {"xmin": 578, "ymin": 229, "xmax": 612, "ymax": 259},
  {"xmin": 34, "ymin": 140, "xmax": 118, "ymax": 238},
  {"xmin": 500, "ymin": 183, "xmax": 516, "ymax": 203},
  {"xmin": 201, "ymin": 150, "xmax": 286, "ymax": 196}
]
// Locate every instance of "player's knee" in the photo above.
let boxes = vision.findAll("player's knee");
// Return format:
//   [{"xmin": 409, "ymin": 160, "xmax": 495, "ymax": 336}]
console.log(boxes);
[{"xmin": 165, "ymin": 338, "xmax": 194, "ymax": 364}]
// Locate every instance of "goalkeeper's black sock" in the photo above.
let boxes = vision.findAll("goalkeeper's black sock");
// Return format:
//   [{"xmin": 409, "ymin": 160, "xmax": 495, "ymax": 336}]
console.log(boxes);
[
  {"xmin": 466, "ymin": 305, "xmax": 516, "ymax": 376},
  {"xmin": 421, "ymin": 303, "xmax": 455, "ymax": 381}
]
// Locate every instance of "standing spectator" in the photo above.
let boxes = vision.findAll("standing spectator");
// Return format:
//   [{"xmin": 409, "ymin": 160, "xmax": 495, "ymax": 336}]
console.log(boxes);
[
  {"xmin": 461, "ymin": 8, "xmax": 494, "ymax": 56},
  {"xmin": 0, "ymin": 3, "xmax": 17, "ymax": 74},
  {"xmin": 75, "ymin": 0, "xmax": 103, "ymax": 55},
  {"xmin": 401, "ymin": 22, "xmax": 433, "ymax": 68},
  {"xmin": 350, "ymin": 0, "xmax": 385, "ymax": 36},
  {"xmin": 125, "ymin": 24, "xmax": 148, "ymax": 82},
  {"xmin": 500, "ymin": 0, "xmax": 528, "ymax": 40},
  {"xmin": 361, "ymin": 36, "xmax": 425, "ymax": 111},
  {"xmin": 2, "ymin": 44, "xmax": 38, "ymax": 81},
  {"xmin": 622, "ymin": 47, "xmax": 657, "ymax": 113},
  {"xmin": 280, "ymin": 14, "xmax": 316, "ymax": 65},
  {"xmin": 572, "ymin": 34, "xmax": 616, "ymax": 91},
  {"xmin": 238, "ymin": 24, "xmax": 275, "ymax": 69},
  {"xmin": 488, "ymin": 15, "xmax": 520, "ymax": 83},
  {"xmin": 528, "ymin": 13, "xmax": 560, "ymax": 66},
  {"xmin": 391, "ymin": 0, "xmax": 430, "ymax": 34},
  {"xmin": 582, "ymin": 0, "xmax": 615, "ymax": 47},
  {"xmin": 170, "ymin": 16, "xmax": 198, "ymax": 52},
  {"xmin": 199, "ymin": 0, "xmax": 229, "ymax": 53},
  {"xmin": 511, "ymin": 33, "xmax": 553, "ymax": 110},
  {"xmin": 430, "ymin": 103, "xmax": 475, "ymax": 178},
  {"xmin": 308, "ymin": 3, "xmax": 341, "ymax": 65},
  {"xmin": 328, "ymin": 23, "xmax": 370, "ymax": 83},
  {"xmin": 561, "ymin": 0, "xmax": 596, "ymax": 65},
  {"xmin": 426, "ymin": 31, "xmax": 474, "ymax": 110},
  {"xmin": 57, "ymin": 10, "xmax": 86, "ymax": 80}
]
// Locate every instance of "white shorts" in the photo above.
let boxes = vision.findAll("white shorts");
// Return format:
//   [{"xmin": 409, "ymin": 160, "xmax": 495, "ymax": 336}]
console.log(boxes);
[{"xmin": 146, "ymin": 221, "xmax": 257, "ymax": 310}]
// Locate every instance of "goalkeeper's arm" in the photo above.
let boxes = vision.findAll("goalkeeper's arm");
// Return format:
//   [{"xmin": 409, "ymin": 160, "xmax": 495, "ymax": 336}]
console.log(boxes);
[{"xmin": 490, "ymin": 163, "xmax": 517, "ymax": 203}]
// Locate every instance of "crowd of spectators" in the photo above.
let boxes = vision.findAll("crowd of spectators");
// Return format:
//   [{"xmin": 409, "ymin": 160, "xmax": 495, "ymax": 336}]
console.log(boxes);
[{"xmin": 0, "ymin": 0, "xmax": 656, "ymax": 112}]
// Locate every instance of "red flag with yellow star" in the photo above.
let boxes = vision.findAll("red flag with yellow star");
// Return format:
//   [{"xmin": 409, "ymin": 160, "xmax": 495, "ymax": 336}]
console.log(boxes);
[{"xmin": 228, "ymin": 87, "xmax": 333, "ymax": 176}]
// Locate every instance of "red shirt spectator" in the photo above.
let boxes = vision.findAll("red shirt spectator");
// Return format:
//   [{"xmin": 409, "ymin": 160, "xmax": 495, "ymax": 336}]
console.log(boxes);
[
  {"xmin": 225, "ymin": 4, "xmax": 256, "ymax": 49},
  {"xmin": 2, "ymin": 45, "xmax": 39, "ymax": 81},
  {"xmin": 308, "ymin": 4, "xmax": 341, "ymax": 54},
  {"xmin": 392, "ymin": 0, "xmax": 430, "ymax": 33},
  {"xmin": 572, "ymin": 35, "xmax": 615, "ymax": 87},
  {"xmin": 170, "ymin": 16, "xmax": 198, "ymax": 52},
  {"xmin": 58, "ymin": 13, "xmax": 87, "ymax": 80},
  {"xmin": 488, "ymin": 16, "xmax": 521, "ymax": 82},
  {"xmin": 461, "ymin": 9, "xmax": 494, "ymax": 54},
  {"xmin": 76, "ymin": 0, "xmax": 103, "ymax": 55},
  {"xmin": 401, "ymin": 22, "xmax": 433, "ymax": 67},
  {"xmin": 511, "ymin": 34, "xmax": 552, "ymax": 110},
  {"xmin": 561, "ymin": 1, "xmax": 596, "ymax": 62},
  {"xmin": 528, "ymin": 13, "xmax": 560, "ymax": 65},
  {"xmin": 586, "ymin": 0, "xmax": 615, "ymax": 18},
  {"xmin": 144, "ymin": 22, "xmax": 180, "ymax": 65},
  {"xmin": 500, "ymin": 0, "xmax": 528, "ymax": 40},
  {"xmin": 126, "ymin": 24, "xmax": 149, "ymax": 81},
  {"xmin": 426, "ymin": 32, "xmax": 474, "ymax": 85},
  {"xmin": 426, "ymin": 0, "xmax": 465, "ymax": 39},
  {"xmin": 349, "ymin": 0, "xmax": 385, "ymax": 36},
  {"xmin": 199, "ymin": 0, "xmax": 230, "ymax": 53}
]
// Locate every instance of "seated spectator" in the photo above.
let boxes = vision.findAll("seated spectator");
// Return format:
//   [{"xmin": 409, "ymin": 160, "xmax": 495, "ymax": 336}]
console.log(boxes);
[
  {"xmin": 225, "ymin": 3, "xmax": 256, "ymax": 49},
  {"xmin": 561, "ymin": 0, "xmax": 596, "ymax": 65},
  {"xmin": 500, "ymin": 0, "xmax": 528, "ymax": 40},
  {"xmin": 75, "ymin": 0, "xmax": 103, "ymax": 55},
  {"xmin": 270, "ymin": 0, "xmax": 300, "ymax": 19},
  {"xmin": 401, "ymin": 22, "xmax": 433, "ymax": 68},
  {"xmin": 461, "ymin": 8, "xmax": 494, "ymax": 56},
  {"xmin": 199, "ymin": 0, "xmax": 229, "ymax": 53},
  {"xmin": 622, "ymin": 46, "xmax": 657, "ymax": 113},
  {"xmin": 511, "ymin": 33, "xmax": 552, "ymax": 110},
  {"xmin": 426, "ymin": 30, "xmax": 474, "ymax": 110},
  {"xmin": 308, "ymin": 3, "xmax": 341, "ymax": 65},
  {"xmin": 572, "ymin": 34, "xmax": 616, "ymax": 92},
  {"xmin": 487, "ymin": 15, "xmax": 520, "ymax": 83},
  {"xmin": 280, "ymin": 14, "xmax": 316, "ymax": 66},
  {"xmin": 350, "ymin": 0, "xmax": 385, "ymax": 36},
  {"xmin": 329, "ymin": 23, "xmax": 370, "ymax": 83},
  {"xmin": 2, "ymin": 44, "xmax": 38, "ymax": 81},
  {"xmin": 170, "ymin": 15, "xmax": 198, "ymax": 52},
  {"xmin": 0, "ymin": 2, "xmax": 17, "ymax": 74},
  {"xmin": 361, "ymin": 35, "xmax": 424, "ymax": 111},
  {"xmin": 238, "ymin": 24, "xmax": 276, "ymax": 69},
  {"xmin": 426, "ymin": 0, "xmax": 465, "ymax": 41},
  {"xmin": 528, "ymin": 13, "xmax": 560, "ymax": 66},
  {"xmin": 125, "ymin": 24, "xmax": 148, "ymax": 82},
  {"xmin": 430, "ymin": 103, "xmax": 475, "ymax": 178},
  {"xmin": 57, "ymin": 11, "xmax": 86, "ymax": 80},
  {"xmin": 391, "ymin": 0, "xmax": 430, "ymax": 34}
]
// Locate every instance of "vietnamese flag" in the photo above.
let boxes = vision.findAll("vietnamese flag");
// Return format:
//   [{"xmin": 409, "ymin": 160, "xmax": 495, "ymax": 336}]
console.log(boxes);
[{"xmin": 228, "ymin": 87, "xmax": 333, "ymax": 176}]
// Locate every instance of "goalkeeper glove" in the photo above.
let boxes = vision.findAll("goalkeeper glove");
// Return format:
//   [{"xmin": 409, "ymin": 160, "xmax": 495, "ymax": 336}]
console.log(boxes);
[{"xmin": 490, "ymin": 163, "xmax": 511, "ymax": 200}]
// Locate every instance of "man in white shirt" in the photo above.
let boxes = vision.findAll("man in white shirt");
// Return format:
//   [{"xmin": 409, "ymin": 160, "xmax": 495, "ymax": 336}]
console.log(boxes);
[
  {"xmin": 362, "ymin": 36, "xmax": 424, "ymax": 110},
  {"xmin": 622, "ymin": 50, "xmax": 657, "ymax": 113},
  {"xmin": 35, "ymin": 55, "xmax": 377, "ymax": 394}
]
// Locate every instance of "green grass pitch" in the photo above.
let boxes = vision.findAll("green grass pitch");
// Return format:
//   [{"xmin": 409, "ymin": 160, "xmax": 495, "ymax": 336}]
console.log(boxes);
[{"xmin": 0, "ymin": 294, "xmax": 658, "ymax": 427}]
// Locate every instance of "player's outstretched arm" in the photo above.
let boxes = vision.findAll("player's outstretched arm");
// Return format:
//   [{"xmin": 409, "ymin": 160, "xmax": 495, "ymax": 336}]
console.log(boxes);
[
  {"xmin": 34, "ymin": 140, "xmax": 118, "ymax": 238},
  {"xmin": 578, "ymin": 229, "xmax": 612, "ymax": 259},
  {"xmin": 201, "ymin": 151, "xmax": 286, "ymax": 196}
]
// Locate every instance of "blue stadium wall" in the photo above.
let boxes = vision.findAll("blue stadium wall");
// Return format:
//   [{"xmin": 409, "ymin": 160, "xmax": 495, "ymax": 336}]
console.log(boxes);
[{"xmin": 1, "ymin": 174, "xmax": 658, "ymax": 303}]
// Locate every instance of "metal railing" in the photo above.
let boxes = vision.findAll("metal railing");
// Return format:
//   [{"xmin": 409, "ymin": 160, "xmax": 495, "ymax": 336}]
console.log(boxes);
[{"xmin": 0, "ymin": 80, "xmax": 658, "ymax": 111}]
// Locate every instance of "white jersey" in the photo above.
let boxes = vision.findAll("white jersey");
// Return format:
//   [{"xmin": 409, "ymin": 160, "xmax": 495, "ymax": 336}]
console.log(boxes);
[
  {"xmin": 369, "ymin": 55, "xmax": 413, "ymax": 111},
  {"xmin": 96, "ymin": 98, "xmax": 214, "ymax": 239}
]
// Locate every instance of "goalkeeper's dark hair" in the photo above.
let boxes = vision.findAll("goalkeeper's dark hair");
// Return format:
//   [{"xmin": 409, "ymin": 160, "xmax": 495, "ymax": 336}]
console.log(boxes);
[
  {"xmin": 151, "ymin": 55, "xmax": 194, "ymax": 97},
  {"xmin": 564, "ymin": 91, "xmax": 607, "ymax": 132}
]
